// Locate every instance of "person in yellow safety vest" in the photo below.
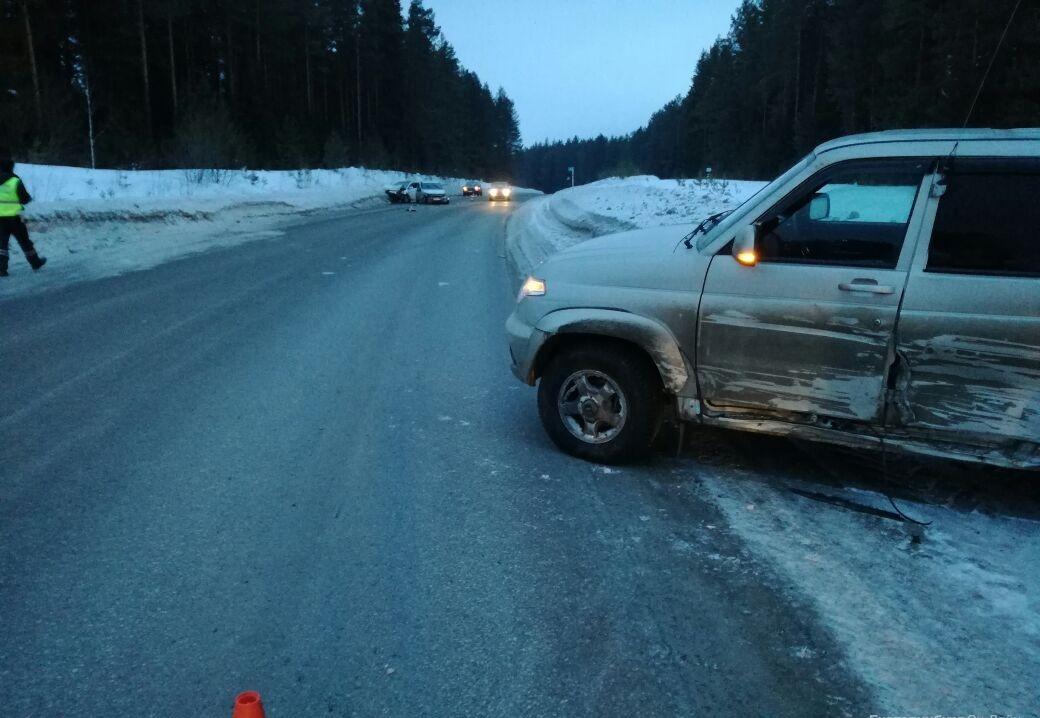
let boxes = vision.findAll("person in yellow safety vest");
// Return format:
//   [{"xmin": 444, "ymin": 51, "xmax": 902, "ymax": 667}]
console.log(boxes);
[{"xmin": 0, "ymin": 157, "xmax": 46, "ymax": 277}]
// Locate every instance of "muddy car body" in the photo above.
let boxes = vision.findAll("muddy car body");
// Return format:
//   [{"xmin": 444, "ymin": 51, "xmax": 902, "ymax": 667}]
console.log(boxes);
[
  {"xmin": 412, "ymin": 181, "xmax": 450, "ymax": 204},
  {"xmin": 507, "ymin": 129, "xmax": 1040, "ymax": 469}
]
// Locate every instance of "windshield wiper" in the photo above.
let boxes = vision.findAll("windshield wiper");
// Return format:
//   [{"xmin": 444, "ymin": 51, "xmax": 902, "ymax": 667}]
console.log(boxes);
[{"xmin": 683, "ymin": 210, "xmax": 732, "ymax": 248}]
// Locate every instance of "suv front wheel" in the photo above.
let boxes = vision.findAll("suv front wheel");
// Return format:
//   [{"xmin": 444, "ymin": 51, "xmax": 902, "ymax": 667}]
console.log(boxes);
[{"xmin": 537, "ymin": 344, "xmax": 663, "ymax": 464}]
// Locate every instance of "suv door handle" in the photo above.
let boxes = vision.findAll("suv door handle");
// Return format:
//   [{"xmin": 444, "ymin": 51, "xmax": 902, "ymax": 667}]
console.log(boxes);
[{"xmin": 839, "ymin": 279, "xmax": 895, "ymax": 295}]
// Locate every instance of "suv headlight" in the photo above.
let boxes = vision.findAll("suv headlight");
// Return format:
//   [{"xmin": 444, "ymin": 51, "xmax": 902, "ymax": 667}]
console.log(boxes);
[{"xmin": 517, "ymin": 276, "xmax": 546, "ymax": 301}]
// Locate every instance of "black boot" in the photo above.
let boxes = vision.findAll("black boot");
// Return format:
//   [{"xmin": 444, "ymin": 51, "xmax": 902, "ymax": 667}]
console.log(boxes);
[
  {"xmin": 0, "ymin": 254, "xmax": 7, "ymax": 277},
  {"xmin": 28, "ymin": 252, "xmax": 46, "ymax": 271}
]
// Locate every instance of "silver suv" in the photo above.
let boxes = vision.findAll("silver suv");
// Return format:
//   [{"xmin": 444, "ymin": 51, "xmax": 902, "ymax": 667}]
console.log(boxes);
[{"xmin": 506, "ymin": 129, "xmax": 1040, "ymax": 468}]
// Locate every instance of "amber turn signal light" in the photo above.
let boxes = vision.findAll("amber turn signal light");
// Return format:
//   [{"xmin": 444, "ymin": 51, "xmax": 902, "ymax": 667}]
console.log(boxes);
[{"xmin": 735, "ymin": 250, "xmax": 758, "ymax": 266}]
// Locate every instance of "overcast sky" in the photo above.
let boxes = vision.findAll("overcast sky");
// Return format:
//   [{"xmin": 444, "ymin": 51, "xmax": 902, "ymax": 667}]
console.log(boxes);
[{"xmin": 429, "ymin": 0, "xmax": 742, "ymax": 146}]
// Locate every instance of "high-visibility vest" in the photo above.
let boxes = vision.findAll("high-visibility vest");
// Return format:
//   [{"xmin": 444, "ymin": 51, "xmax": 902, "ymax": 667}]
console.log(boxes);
[{"xmin": 0, "ymin": 177, "xmax": 24, "ymax": 217}]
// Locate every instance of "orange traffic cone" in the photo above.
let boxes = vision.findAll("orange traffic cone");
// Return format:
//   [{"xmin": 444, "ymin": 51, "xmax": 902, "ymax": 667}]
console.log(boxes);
[{"xmin": 232, "ymin": 690, "xmax": 265, "ymax": 718}]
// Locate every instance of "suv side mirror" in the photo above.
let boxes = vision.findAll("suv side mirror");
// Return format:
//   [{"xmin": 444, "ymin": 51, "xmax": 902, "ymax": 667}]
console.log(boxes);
[
  {"xmin": 808, "ymin": 192, "xmax": 830, "ymax": 220},
  {"xmin": 732, "ymin": 225, "xmax": 759, "ymax": 266}
]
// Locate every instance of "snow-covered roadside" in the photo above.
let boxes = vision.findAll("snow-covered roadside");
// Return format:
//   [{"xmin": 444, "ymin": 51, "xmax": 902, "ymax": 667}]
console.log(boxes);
[
  {"xmin": 699, "ymin": 457, "xmax": 1040, "ymax": 714},
  {"xmin": 1, "ymin": 165, "xmax": 476, "ymax": 297},
  {"xmin": 506, "ymin": 175, "xmax": 1040, "ymax": 714},
  {"xmin": 505, "ymin": 175, "xmax": 765, "ymax": 276}
]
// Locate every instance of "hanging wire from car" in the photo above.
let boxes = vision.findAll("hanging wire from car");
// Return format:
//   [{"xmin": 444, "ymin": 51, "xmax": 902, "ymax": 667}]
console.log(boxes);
[
  {"xmin": 880, "ymin": 443, "xmax": 932, "ymax": 528},
  {"xmin": 963, "ymin": 0, "xmax": 1024, "ymax": 128}
]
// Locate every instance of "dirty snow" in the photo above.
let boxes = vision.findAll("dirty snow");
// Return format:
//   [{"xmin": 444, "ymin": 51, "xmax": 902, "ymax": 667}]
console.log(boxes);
[
  {"xmin": 699, "ymin": 463, "xmax": 1040, "ymax": 714},
  {"xmin": 1, "ymin": 164, "xmax": 480, "ymax": 297},
  {"xmin": 509, "ymin": 174, "xmax": 1040, "ymax": 714}
]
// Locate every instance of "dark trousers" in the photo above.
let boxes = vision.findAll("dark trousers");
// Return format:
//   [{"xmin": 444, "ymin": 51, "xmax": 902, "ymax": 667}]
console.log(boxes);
[{"xmin": 0, "ymin": 217, "xmax": 40, "ymax": 271}]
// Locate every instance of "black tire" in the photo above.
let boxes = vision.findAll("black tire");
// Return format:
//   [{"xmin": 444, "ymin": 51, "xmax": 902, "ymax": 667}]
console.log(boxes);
[{"xmin": 537, "ymin": 343, "xmax": 664, "ymax": 464}]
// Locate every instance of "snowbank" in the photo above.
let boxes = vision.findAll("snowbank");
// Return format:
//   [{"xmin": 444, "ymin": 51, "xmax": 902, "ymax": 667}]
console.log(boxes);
[
  {"xmin": 506, "ymin": 174, "xmax": 1040, "ymax": 713},
  {"xmin": 19, "ymin": 164, "xmax": 475, "ymax": 207},
  {"xmin": 1, "ymin": 164, "xmax": 474, "ymax": 297},
  {"xmin": 505, "ymin": 175, "xmax": 765, "ymax": 275}
]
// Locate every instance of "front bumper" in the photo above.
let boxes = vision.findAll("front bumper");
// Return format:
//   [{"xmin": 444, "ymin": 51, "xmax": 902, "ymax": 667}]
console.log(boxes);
[
  {"xmin": 506, "ymin": 310, "xmax": 549, "ymax": 385},
  {"xmin": 427, "ymin": 195, "xmax": 450, "ymax": 204}
]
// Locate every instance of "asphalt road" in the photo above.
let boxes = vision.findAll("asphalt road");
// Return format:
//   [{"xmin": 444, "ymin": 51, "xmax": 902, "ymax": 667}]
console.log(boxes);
[{"xmin": 0, "ymin": 199, "xmax": 869, "ymax": 716}]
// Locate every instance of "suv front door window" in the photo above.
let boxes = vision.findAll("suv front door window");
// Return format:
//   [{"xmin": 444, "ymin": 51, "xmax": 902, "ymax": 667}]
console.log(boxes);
[{"xmin": 758, "ymin": 160, "xmax": 926, "ymax": 268}]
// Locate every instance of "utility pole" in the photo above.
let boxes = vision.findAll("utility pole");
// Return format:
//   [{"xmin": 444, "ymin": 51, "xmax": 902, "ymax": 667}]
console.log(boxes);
[
  {"xmin": 167, "ymin": 11, "xmax": 178, "ymax": 117},
  {"xmin": 355, "ymin": 30, "xmax": 362, "ymax": 147},
  {"xmin": 138, "ymin": 0, "xmax": 153, "ymax": 138},
  {"xmin": 84, "ymin": 68, "xmax": 97, "ymax": 169},
  {"xmin": 21, "ymin": 0, "xmax": 43, "ymax": 128}
]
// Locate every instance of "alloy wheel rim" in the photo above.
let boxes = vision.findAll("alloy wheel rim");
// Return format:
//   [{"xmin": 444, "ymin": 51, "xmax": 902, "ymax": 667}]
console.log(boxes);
[{"xmin": 557, "ymin": 370, "xmax": 627, "ymax": 444}]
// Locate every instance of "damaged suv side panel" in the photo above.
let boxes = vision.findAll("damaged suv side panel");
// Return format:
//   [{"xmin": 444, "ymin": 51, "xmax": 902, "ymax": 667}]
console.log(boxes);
[
  {"xmin": 886, "ymin": 159, "xmax": 1040, "ymax": 467},
  {"xmin": 696, "ymin": 157, "xmax": 934, "ymax": 426}
]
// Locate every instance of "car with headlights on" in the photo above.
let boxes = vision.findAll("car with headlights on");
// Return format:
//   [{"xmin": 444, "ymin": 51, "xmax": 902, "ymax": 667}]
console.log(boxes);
[
  {"xmin": 506, "ymin": 128, "xmax": 1040, "ymax": 469},
  {"xmin": 488, "ymin": 182, "xmax": 512, "ymax": 202},
  {"xmin": 462, "ymin": 182, "xmax": 483, "ymax": 197}
]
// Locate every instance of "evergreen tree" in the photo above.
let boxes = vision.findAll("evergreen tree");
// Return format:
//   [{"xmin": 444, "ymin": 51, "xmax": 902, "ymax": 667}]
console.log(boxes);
[
  {"xmin": 0, "ymin": 0, "xmax": 521, "ymax": 178},
  {"xmin": 518, "ymin": 0, "xmax": 1039, "ymax": 190}
]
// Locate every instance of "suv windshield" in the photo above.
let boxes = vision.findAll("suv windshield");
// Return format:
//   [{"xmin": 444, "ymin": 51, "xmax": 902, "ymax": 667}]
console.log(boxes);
[{"xmin": 695, "ymin": 153, "xmax": 815, "ymax": 250}]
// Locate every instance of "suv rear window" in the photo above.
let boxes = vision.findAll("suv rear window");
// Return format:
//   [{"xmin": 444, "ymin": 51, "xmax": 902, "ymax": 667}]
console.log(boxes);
[{"xmin": 927, "ymin": 160, "xmax": 1040, "ymax": 277}]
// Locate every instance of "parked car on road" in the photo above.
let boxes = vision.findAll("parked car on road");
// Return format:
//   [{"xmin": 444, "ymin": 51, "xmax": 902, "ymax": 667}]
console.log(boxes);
[
  {"xmin": 488, "ymin": 182, "xmax": 512, "ymax": 202},
  {"xmin": 462, "ymin": 182, "xmax": 483, "ymax": 197},
  {"xmin": 385, "ymin": 181, "xmax": 410, "ymax": 203},
  {"xmin": 409, "ymin": 181, "xmax": 450, "ymax": 204},
  {"xmin": 507, "ymin": 128, "xmax": 1040, "ymax": 469}
]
